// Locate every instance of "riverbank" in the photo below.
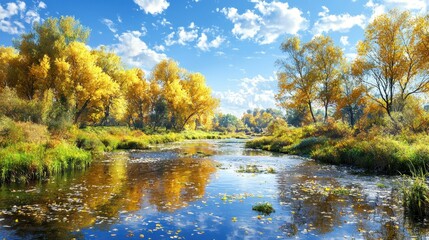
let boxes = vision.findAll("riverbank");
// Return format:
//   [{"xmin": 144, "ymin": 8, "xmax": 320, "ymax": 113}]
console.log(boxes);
[
  {"xmin": 246, "ymin": 122, "xmax": 429, "ymax": 175},
  {"xmin": 0, "ymin": 118, "xmax": 246, "ymax": 183}
]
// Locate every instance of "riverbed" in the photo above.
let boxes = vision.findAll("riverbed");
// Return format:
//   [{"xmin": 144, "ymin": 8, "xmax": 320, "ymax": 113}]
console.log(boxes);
[{"xmin": 0, "ymin": 139, "xmax": 427, "ymax": 239}]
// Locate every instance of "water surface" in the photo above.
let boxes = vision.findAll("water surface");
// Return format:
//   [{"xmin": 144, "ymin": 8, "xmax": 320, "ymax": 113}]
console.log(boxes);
[{"xmin": 0, "ymin": 139, "xmax": 427, "ymax": 239}]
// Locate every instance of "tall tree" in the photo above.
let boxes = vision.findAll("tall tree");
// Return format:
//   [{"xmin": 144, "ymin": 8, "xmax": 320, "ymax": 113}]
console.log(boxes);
[
  {"xmin": 307, "ymin": 35, "xmax": 343, "ymax": 122},
  {"xmin": 335, "ymin": 63, "xmax": 366, "ymax": 126},
  {"xmin": 355, "ymin": 10, "xmax": 429, "ymax": 122},
  {"xmin": 55, "ymin": 42, "xmax": 119, "ymax": 124},
  {"xmin": 0, "ymin": 47, "xmax": 18, "ymax": 89},
  {"xmin": 276, "ymin": 37, "xmax": 318, "ymax": 123},
  {"xmin": 13, "ymin": 16, "xmax": 90, "ymax": 100}
]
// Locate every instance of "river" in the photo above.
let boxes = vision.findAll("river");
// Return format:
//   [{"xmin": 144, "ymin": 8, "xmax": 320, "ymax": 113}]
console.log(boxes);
[{"xmin": 0, "ymin": 139, "xmax": 427, "ymax": 239}]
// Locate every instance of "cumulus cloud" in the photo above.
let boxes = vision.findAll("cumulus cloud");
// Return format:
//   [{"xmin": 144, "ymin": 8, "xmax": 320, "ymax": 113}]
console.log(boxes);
[
  {"xmin": 214, "ymin": 74, "xmax": 277, "ymax": 115},
  {"xmin": 108, "ymin": 31, "xmax": 167, "ymax": 72},
  {"xmin": 220, "ymin": 0, "xmax": 307, "ymax": 44},
  {"xmin": 133, "ymin": 0, "xmax": 169, "ymax": 15},
  {"xmin": 165, "ymin": 23, "xmax": 225, "ymax": 51},
  {"xmin": 340, "ymin": 36, "xmax": 349, "ymax": 46},
  {"xmin": 0, "ymin": 1, "xmax": 27, "ymax": 34},
  {"xmin": 101, "ymin": 18, "xmax": 117, "ymax": 33},
  {"xmin": 197, "ymin": 33, "xmax": 225, "ymax": 51},
  {"xmin": 38, "ymin": 1, "xmax": 46, "ymax": 9},
  {"xmin": 24, "ymin": 9, "xmax": 40, "ymax": 24},
  {"xmin": 365, "ymin": 0, "xmax": 427, "ymax": 21},
  {"xmin": 165, "ymin": 26, "xmax": 198, "ymax": 46},
  {"xmin": 313, "ymin": 6, "xmax": 366, "ymax": 34}
]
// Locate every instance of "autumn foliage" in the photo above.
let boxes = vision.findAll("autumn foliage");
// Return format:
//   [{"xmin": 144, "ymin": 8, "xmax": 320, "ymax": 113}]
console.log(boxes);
[
  {"xmin": 0, "ymin": 16, "xmax": 219, "ymax": 131},
  {"xmin": 277, "ymin": 10, "xmax": 429, "ymax": 132}
]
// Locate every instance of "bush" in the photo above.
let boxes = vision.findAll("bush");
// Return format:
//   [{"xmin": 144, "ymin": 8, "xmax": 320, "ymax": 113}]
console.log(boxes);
[
  {"xmin": 0, "ymin": 118, "xmax": 49, "ymax": 147},
  {"xmin": 0, "ymin": 87, "xmax": 44, "ymax": 123},
  {"xmin": 76, "ymin": 133, "xmax": 105, "ymax": 152}
]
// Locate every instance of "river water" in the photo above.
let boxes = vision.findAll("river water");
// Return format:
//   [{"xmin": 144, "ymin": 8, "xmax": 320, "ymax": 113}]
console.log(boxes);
[{"xmin": 0, "ymin": 139, "xmax": 427, "ymax": 239}]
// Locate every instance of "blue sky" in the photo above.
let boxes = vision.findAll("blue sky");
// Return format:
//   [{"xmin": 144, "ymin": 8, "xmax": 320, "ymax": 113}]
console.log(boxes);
[{"xmin": 0, "ymin": 0, "xmax": 426, "ymax": 115}]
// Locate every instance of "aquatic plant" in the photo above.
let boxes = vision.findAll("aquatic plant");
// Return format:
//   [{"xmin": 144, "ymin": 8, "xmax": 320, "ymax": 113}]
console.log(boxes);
[
  {"xmin": 237, "ymin": 165, "xmax": 262, "ymax": 173},
  {"xmin": 252, "ymin": 202, "xmax": 275, "ymax": 215}
]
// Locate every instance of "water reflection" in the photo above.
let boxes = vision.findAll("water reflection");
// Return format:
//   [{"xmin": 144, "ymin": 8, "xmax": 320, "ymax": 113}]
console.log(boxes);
[
  {"xmin": 1, "ymin": 140, "xmax": 429, "ymax": 239},
  {"xmin": 0, "ymin": 147, "xmax": 216, "ymax": 239},
  {"xmin": 276, "ymin": 162, "xmax": 408, "ymax": 239}
]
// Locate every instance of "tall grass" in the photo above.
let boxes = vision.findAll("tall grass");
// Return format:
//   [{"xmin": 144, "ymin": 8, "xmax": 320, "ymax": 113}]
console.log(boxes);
[
  {"xmin": 246, "ymin": 122, "xmax": 429, "ymax": 174},
  {"xmin": 0, "ymin": 121, "xmax": 245, "ymax": 183},
  {"xmin": 402, "ymin": 168, "xmax": 429, "ymax": 220}
]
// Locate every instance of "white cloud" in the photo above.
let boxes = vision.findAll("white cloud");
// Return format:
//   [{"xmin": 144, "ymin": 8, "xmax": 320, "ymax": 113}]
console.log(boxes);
[
  {"xmin": 108, "ymin": 31, "xmax": 167, "ymax": 72},
  {"xmin": 24, "ymin": 10, "xmax": 40, "ymax": 24},
  {"xmin": 177, "ymin": 26, "xmax": 198, "ymax": 45},
  {"xmin": 164, "ymin": 23, "xmax": 224, "ymax": 51},
  {"xmin": 345, "ymin": 52, "xmax": 357, "ymax": 61},
  {"xmin": 0, "ymin": 1, "xmax": 27, "ymax": 34},
  {"xmin": 313, "ymin": 6, "xmax": 366, "ymax": 34},
  {"xmin": 340, "ymin": 36, "xmax": 349, "ymax": 46},
  {"xmin": 159, "ymin": 18, "xmax": 171, "ymax": 26},
  {"xmin": 365, "ymin": 0, "xmax": 427, "ymax": 21},
  {"xmin": 197, "ymin": 33, "xmax": 224, "ymax": 51},
  {"xmin": 0, "ymin": 2, "xmax": 21, "ymax": 19},
  {"xmin": 214, "ymin": 74, "xmax": 277, "ymax": 115},
  {"xmin": 101, "ymin": 18, "xmax": 117, "ymax": 33},
  {"xmin": 165, "ymin": 31, "xmax": 176, "ymax": 46},
  {"xmin": 165, "ymin": 26, "xmax": 199, "ymax": 46},
  {"xmin": 154, "ymin": 44, "xmax": 165, "ymax": 52},
  {"xmin": 384, "ymin": 0, "xmax": 426, "ymax": 11},
  {"xmin": 38, "ymin": 1, "xmax": 46, "ymax": 9},
  {"xmin": 133, "ymin": 0, "xmax": 169, "ymax": 15},
  {"xmin": 189, "ymin": 22, "xmax": 195, "ymax": 29},
  {"xmin": 221, "ymin": 1, "xmax": 307, "ymax": 44}
]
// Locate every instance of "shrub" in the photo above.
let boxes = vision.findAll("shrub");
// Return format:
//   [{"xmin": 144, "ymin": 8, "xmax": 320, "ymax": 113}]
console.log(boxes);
[
  {"xmin": 117, "ymin": 139, "xmax": 149, "ymax": 150},
  {"xmin": 75, "ymin": 132, "xmax": 105, "ymax": 152}
]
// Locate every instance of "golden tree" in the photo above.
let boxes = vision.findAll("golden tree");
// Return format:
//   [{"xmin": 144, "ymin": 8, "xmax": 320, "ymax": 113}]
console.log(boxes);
[
  {"xmin": 307, "ymin": 35, "xmax": 343, "ymax": 122},
  {"xmin": 276, "ymin": 37, "xmax": 319, "ymax": 123},
  {"xmin": 355, "ymin": 10, "xmax": 429, "ymax": 122}
]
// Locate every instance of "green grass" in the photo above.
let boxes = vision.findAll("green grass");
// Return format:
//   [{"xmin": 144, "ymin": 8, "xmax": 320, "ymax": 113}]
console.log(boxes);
[
  {"xmin": 246, "ymin": 123, "xmax": 429, "ymax": 174},
  {"xmin": 0, "ymin": 123, "xmax": 245, "ymax": 183},
  {"xmin": 252, "ymin": 202, "xmax": 275, "ymax": 215},
  {"xmin": 402, "ymin": 169, "xmax": 429, "ymax": 220}
]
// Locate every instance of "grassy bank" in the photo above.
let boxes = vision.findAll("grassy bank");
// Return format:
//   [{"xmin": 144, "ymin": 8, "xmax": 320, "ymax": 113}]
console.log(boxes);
[
  {"xmin": 246, "ymin": 122, "xmax": 429, "ymax": 174},
  {"xmin": 0, "ymin": 118, "xmax": 245, "ymax": 183}
]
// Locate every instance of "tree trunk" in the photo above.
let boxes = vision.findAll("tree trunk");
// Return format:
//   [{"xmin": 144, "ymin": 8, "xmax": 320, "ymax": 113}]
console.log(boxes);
[{"xmin": 308, "ymin": 101, "xmax": 317, "ymax": 123}]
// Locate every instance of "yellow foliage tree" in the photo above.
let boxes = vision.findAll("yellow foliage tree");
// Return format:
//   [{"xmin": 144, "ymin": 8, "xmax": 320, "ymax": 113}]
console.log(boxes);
[
  {"xmin": 356, "ymin": 10, "xmax": 429, "ymax": 122},
  {"xmin": 0, "ymin": 47, "xmax": 17, "ymax": 90},
  {"xmin": 307, "ymin": 35, "xmax": 343, "ymax": 122},
  {"xmin": 124, "ymin": 69, "xmax": 151, "ymax": 128},
  {"xmin": 55, "ymin": 42, "xmax": 119, "ymax": 124},
  {"xmin": 179, "ymin": 73, "xmax": 219, "ymax": 130},
  {"xmin": 276, "ymin": 37, "xmax": 318, "ymax": 123}
]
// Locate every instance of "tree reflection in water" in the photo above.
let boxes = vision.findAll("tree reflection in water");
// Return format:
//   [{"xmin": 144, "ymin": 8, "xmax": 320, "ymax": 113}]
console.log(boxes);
[{"xmin": 0, "ymin": 147, "xmax": 216, "ymax": 239}]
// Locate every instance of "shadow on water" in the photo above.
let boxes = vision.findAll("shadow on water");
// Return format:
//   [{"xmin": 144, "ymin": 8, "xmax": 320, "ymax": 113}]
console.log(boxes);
[{"xmin": 1, "ymin": 139, "xmax": 429, "ymax": 239}]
